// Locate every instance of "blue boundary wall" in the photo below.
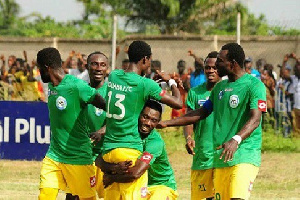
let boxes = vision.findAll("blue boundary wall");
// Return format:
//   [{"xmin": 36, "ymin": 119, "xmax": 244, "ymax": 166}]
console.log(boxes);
[{"xmin": 0, "ymin": 101, "xmax": 50, "ymax": 160}]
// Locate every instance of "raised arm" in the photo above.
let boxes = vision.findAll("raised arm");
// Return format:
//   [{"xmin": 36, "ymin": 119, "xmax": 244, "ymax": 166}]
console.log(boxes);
[
  {"xmin": 91, "ymin": 93, "xmax": 106, "ymax": 110},
  {"xmin": 155, "ymin": 70, "xmax": 182, "ymax": 109}
]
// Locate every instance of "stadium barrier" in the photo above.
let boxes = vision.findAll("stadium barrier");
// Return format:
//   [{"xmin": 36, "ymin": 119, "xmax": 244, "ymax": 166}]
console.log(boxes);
[{"xmin": 0, "ymin": 101, "xmax": 50, "ymax": 160}]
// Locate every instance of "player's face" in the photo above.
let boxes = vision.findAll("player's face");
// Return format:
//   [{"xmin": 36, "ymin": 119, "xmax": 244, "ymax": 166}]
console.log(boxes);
[
  {"xmin": 204, "ymin": 58, "xmax": 219, "ymax": 83},
  {"xmin": 138, "ymin": 107, "xmax": 161, "ymax": 137},
  {"xmin": 37, "ymin": 63, "xmax": 51, "ymax": 83},
  {"xmin": 216, "ymin": 50, "xmax": 231, "ymax": 77},
  {"xmin": 88, "ymin": 54, "xmax": 108, "ymax": 83}
]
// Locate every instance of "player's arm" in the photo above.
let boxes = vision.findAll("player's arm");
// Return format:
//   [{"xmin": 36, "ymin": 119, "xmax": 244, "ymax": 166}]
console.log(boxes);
[
  {"xmin": 90, "ymin": 93, "xmax": 106, "ymax": 110},
  {"xmin": 158, "ymin": 103, "xmax": 211, "ymax": 129},
  {"xmin": 218, "ymin": 109, "xmax": 262, "ymax": 163},
  {"xmin": 95, "ymin": 155, "xmax": 132, "ymax": 175},
  {"xmin": 184, "ymin": 107, "xmax": 195, "ymax": 155},
  {"xmin": 102, "ymin": 152, "xmax": 153, "ymax": 188},
  {"xmin": 155, "ymin": 70, "xmax": 182, "ymax": 109}
]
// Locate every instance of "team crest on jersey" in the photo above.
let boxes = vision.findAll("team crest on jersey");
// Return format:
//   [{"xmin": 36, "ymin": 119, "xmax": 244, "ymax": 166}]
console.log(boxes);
[
  {"xmin": 229, "ymin": 95, "xmax": 239, "ymax": 108},
  {"xmin": 95, "ymin": 107, "xmax": 103, "ymax": 116},
  {"xmin": 56, "ymin": 96, "xmax": 67, "ymax": 110},
  {"xmin": 218, "ymin": 90, "xmax": 224, "ymax": 100}
]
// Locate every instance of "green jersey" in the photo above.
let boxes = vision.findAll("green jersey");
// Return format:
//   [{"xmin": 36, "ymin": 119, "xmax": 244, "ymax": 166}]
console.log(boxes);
[
  {"xmin": 186, "ymin": 83, "xmax": 214, "ymax": 170},
  {"xmin": 46, "ymin": 75, "xmax": 97, "ymax": 165},
  {"xmin": 209, "ymin": 73, "xmax": 266, "ymax": 168},
  {"xmin": 103, "ymin": 69, "xmax": 163, "ymax": 154},
  {"xmin": 142, "ymin": 130, "xmax": 177, "ymax": 190},
  {"xmin": 85, "ymin": 82, "xmax": 107, "ymax": 160}
]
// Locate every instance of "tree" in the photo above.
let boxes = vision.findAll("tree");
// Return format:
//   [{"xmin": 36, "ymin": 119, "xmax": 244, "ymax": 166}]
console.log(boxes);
[{"xmin": 0, "ymin": 0, "xmax": 20, "ymax": 29}]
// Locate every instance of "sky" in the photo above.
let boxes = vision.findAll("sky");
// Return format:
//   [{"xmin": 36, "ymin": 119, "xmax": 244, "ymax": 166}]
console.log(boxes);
[{"xmin": 15, "ymin": 0, "xmax": 300, "ymax": 29}]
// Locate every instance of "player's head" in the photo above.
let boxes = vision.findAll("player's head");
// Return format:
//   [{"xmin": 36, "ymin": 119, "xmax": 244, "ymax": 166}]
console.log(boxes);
[
  {"xmin": 87, "ymin": 51, "xmax": 108, "ymax": 84},
  {"xmin": 216, "ymin": 43, "xmax": 245, "ymax": 77},
  {"xmin": 138, "ymin": 100, "xmax": 162, "ymax": 138},
  {"xmin": 128, "ymin": 40, "xmax": 152, "ymax": 75},
  {"xmin": 204, "ymin": 51, "xmax": 220, "ymax": 83},
  {"xmin": 37, "ymin": 47, "xmax": 62, "ymax": 83}
]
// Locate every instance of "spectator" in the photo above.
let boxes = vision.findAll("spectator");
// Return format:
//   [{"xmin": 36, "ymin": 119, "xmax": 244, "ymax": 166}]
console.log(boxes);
[
  {"xmin": 256, "ymin": 58, "xmax": 267, "ymax": 79},
  {"xmin": 188, "ymin": 50, "xmax": 206, "ymax": 88},
  {"xmin": 62, "ymin": 51, "xmax": 90, "ymax": 83},
  {"xmin": 121, "ymin": 58, "xmax": 130, "ymax": 70},
  {"xmin": 291, "ymin": 61, "xmax": 300, "ymax": 136},
  {"xmin": 244, "ymin": 57, "xmax": 260, "ymax": 79},
  {"xmin": 261, "ymin": 68, "xmax": 276, "ymax": 128},
  {"xmin": 171, "ymin": 60, "xmax": 189, "ymax": 119}
]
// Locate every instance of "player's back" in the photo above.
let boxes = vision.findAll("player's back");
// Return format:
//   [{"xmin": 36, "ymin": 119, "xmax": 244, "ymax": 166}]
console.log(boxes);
[{"xmin": 104, "ymin": 69, "xmax": 163, "ymax": 154}]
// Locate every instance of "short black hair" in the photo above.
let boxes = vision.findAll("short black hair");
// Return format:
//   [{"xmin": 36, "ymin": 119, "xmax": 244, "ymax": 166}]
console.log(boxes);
[
  {"xmin": 204, "ymin": 51, "xmax": 218, "ymax": 63},
  {"xmin": 87, "ymin": 51, "xmax": 108, "ymax": 66},
  {"xmin": 151, "ymin": 60, "xmax": 161, "ymax": 69},
  {"xmin": 128, "ymin": 41, "xmax": 152, "ymax": 63},
  {"xmin": 221, "ymin": 43, "xmax": 245, "ymax": 68},
  {"xmin": 177, "ymin": 59, "xmax": 186, "ymax": 67},
  {"xmin": 37, "ymin": 47, "xmax": 62, "ymax": 69},
  {"xmin": 143, "ymin": 99, "xmax": 162, "ymax": 117}
]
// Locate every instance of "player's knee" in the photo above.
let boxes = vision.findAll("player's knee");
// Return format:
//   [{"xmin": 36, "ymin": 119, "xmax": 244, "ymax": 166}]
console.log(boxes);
[{"xmin": 39, "ymin": 188, "xmax": 58, "ymax": 200}]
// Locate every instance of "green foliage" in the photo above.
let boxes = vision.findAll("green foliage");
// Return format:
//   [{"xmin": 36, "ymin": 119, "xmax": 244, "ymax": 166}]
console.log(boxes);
[
  {"xmin": 262, "ymin": 130, "xmax": 300, "ymax": 152},
  {"xmin": 0, "ymin": 0, "xmax": 20, "ymax": 29}
]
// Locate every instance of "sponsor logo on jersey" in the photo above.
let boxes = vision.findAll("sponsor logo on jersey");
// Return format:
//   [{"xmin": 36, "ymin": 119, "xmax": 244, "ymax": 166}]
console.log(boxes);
[
  {"xmin": 225, "ymin": 88, "xmax": 233, "ymax": 92},
  {"xmin": 258, "ymin": 100, "xmax": 267, "ymax": 112},
  {"xmin": 218, "ymin": 90, "xmax": 224, "ymax": 100},
  {"xmin": 95, "ymin": 107, "xmax": 103, "ymax": 116},
  {"xmin": 229, "ymin": 95, "xmax": 239, "ymax": 108},
  {"xmin": 141, "ymin": 187, "xmax": 148, "ymax": 198},
  {"xmin": 198, "ymin": 100, "xmax": 206, "ymax": 106},
  {"xmin": 56, "ymin": 96, "xmax": 67, "ymax": 110},
  {"xmin": 90, "ymin": 176, "xmax": 96, "ymax": 187}
]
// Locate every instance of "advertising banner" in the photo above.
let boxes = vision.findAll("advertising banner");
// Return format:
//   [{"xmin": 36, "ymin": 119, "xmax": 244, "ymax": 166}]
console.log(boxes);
[{"xmin": 0, "ymin": 101, "xmax": 50, "ymax": 160}]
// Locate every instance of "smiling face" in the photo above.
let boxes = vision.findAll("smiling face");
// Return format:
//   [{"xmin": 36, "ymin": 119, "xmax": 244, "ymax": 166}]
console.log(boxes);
[
  {"xmin": 204, "ymin": 57, "xmax": 219, "ymax": 83},
  {"xmin": 88, "ymin": 54, "xmax": 108, "ymax": 83},
  {"xmin": 138, "ymin": 106, "xmax": 161, "ymax": 138}
]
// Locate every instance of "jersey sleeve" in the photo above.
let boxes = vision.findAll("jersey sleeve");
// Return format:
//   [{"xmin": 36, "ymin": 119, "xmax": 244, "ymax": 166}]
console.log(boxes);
[
  {"xmin": 186, "ymin": 89, "xmax": 196, "ymax": 110},
  {"xmin": 143, "ymin": 78, "xmax": 163, "ymax": 101},
  {"xmin": 249, "ymin": 80, "xmax": 267, "ymax": 112},
  {"xmin": 143, "ymin": 135, "xmax": 164, "ymax": 165},
  {"xmin": 76, "ymin": 80, "xmax": 97, "ymax": 104}
]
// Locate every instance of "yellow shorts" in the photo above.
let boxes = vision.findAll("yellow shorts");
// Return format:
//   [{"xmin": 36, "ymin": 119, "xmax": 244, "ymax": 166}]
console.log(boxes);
[
  {"xmin": 214, "ymin": 163, "xmax": 259, "ymax": 200},
  {"xmin": 147, "ymin": 185, "xmax": 178, "ymax": 200},
  {"xmin": 191, "ymin": 169, "xmax": 214, "ymax": 200},
  {"xmin": 39, "ymin": 156, "xmax": 96, "ymax": 198},
  {"xmin": 94, "ymin": 164, "xmax": 104, "ymax": 198},
  {"xmin": 103, "ymin": 148, "xmax": 148, "ymax": 200}
]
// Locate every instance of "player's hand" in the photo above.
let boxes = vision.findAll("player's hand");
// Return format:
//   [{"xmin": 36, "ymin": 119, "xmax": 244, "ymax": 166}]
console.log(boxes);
[
  {"xmin": 69, "ymin": 50, "xmax": 75, "ymax": 58},
  {"xmin": 156, "ymin": 121, "xmax": 167, "ymax": 129},
  {"xmin": 89, "ymin": 126, "xmax": 105, "ymax": 144},
  {"xmin": 115, "ymin": 160, "xmax": 132, "ymax": 174},
  {"xmin": 103, "ymin": 174, "xmax": 114, "ymax": 188},
  {"xmin": 173, "ymin": 75, "xmax": 184, "ymax": 90},
  {"xmin": 188, "ymin": 49, "xmax": 194, "ymax": 57},
  {"xmin": 154, "ymin": 70, "xmax": 171, "ymax": 83},
  {"xmin": 217, "ymin": 139, "xmax": 239, "ymax": 163},
  {"xmin": 185, "ymin": 137, "xmax": 195, "ymax": 155}
]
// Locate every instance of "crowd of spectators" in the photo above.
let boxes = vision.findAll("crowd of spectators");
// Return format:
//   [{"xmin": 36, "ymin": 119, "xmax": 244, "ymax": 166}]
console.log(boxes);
[{"xmin": 0, "ymin": 49, "xmax": 299, "ymax": 137}]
